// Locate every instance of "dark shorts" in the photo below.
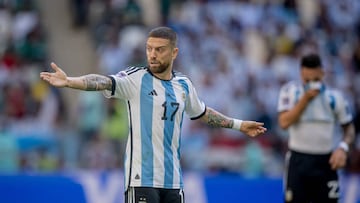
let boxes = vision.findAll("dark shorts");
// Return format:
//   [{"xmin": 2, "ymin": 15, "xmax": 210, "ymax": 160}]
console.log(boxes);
[
  {"xmin": 125, "ymin": 187, "xmax": 184, "ymax": 203},
  {"xmin": 284, "ymin": 150, "xmax": 339, "ymax": 203}
]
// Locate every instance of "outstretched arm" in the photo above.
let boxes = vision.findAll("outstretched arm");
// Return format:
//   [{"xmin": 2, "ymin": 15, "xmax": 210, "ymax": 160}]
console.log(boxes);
[
  {"xmin": 40, "ymin": 62, "xmax": 112, "ymax": 91},
  {"xmin": 199, "ymin": 107, "xmax": 266, "ymax": 137}
]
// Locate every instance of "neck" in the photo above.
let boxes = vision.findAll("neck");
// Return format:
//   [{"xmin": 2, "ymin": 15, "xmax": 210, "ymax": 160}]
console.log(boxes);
[{"xmin": 153, "ymin": 69, "xmax": 173, "ymax": 80}]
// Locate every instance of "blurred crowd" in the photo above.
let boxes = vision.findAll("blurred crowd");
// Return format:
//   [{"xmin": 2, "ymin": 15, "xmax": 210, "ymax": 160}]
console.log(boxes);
[
  {"xmin": 0, "ymin": 0, "xmax": 360, "ymax": 177},
  {"xmin": 0, "ymin": 0, "xmax": 66, "ymax": 172}
]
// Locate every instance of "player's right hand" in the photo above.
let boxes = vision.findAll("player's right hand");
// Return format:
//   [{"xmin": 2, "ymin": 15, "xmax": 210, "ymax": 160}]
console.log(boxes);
[
  {"xmin": 40, "ymin": 62, "xmax": 68, "ymax": 87},
  {"xmin": 304, "ymin": 89, "xmax": 320, "ymax": 101}
]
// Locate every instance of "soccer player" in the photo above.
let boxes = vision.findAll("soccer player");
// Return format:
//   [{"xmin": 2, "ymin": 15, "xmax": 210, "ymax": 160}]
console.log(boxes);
[
  {"xmin": 277, "ymin": 53, "xmax": 355, "ymax": 203},
  {"xmin": 40, "ymin": 26, "xmax": 266, "ymax": 203}
]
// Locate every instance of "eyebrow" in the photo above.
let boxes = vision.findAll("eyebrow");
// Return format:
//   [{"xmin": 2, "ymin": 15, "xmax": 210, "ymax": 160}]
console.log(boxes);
[{"xmin": 146, "ymin": 44, "xmax": 168, "ymax": 49}]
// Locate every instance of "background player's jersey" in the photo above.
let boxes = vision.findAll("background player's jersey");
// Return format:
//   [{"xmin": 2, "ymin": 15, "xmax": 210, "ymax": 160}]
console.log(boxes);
[
  {"xmin": 104, "ymin": 67, "xmax": 206, "ymax": 190},
  {"xmin": 277, "ymin": 81, "xmax": 353, "ymax": 154}
]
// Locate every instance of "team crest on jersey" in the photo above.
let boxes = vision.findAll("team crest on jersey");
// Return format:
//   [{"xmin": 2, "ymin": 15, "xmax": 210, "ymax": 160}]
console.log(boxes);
[{"xmin": 182, "ymin": 92, "xmax": 186, "ymax": 101}]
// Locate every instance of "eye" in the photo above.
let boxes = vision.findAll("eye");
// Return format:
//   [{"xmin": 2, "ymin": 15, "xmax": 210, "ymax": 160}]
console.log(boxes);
[{"xmin": 313, "ymin": 78, "xmax": 321, "ymax": 81}]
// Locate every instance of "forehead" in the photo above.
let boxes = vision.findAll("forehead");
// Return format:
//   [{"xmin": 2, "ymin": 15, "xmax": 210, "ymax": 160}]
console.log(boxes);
[
  {"xmin": 301, "ymin": 67, "xmax": 323, "ymax": 77},
  {"xmin": 146, "ymin": 37, "xmax": 171, "ymax": 47}
]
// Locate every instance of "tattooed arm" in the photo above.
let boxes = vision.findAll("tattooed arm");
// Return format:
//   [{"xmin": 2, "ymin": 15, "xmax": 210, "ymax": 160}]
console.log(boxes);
[
  {"xmin": 200, "ymin": 107, "xmax": 267, "ymax": 137},
  {"xmin": 67, "ymin": 74, "xmax": 112, "ymax": 91},
  {"xmin": 200, "ymin": 107, "xmax": 234, "ymax": 128},
  {"xmin": 40, "ymin": 62, "xmax": 112, "ymax": 91}
]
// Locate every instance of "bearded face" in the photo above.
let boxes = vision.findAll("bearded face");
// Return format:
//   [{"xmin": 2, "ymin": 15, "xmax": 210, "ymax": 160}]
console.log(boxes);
[
  {"xmin": 148, "ymin": 58, "xmax": 171, "ymax": 74},
  {"xmin": 146, "ymin": 37, "xmax": 178, "ymax": 79}
]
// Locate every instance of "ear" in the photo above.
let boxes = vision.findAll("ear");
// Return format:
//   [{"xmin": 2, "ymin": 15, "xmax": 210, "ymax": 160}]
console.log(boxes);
[
  {"xmin": 172, "ymin": 47, "xmax": 179, "ymax": 60},
  {"xmin": 320, "ymin": 68, "xmax": 325, "ymax": 78},
  {"xmin": 300, "ymin": 69, "xmax": 306, "ymax": 83}
]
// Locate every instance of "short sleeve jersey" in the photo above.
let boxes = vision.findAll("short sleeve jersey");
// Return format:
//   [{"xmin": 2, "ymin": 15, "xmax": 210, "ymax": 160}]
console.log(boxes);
[
  {"xmin": 277, "ymin": 81, "xmax": 353, "ymax": 154},
  {"xmin": 104, "ymin": 67, "xmax": 206, "ymax": 190}
]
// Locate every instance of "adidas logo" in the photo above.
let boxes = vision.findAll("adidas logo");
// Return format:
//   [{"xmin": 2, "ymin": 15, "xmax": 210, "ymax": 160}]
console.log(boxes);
[
  {"xmin": 148, "ymin": 89, "xmax": 157, "ymax": 96},
  {"xmin": 135, "ymin": 174, "xmax": 140, "ymax": 180}
]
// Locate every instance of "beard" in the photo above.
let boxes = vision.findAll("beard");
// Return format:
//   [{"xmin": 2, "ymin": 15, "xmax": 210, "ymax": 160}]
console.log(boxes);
[{"xmin": 148, "ymin": 61, "xmax": 170, "ymax": 74}]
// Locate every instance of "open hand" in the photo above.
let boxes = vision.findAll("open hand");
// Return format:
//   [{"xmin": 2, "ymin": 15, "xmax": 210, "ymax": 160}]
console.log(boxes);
[
  {"xmin": 240, "ymin": 121, "xmax": 267, "ymax": 137},
  {"xmin": 40, "ymin": 62, "xmax": 68, "ymax": 87}
]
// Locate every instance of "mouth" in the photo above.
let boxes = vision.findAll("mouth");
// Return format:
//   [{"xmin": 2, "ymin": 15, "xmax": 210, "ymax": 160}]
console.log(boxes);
[{"xmin": 150, "ymin": 61, "xmax": 159, "ymax": 65}]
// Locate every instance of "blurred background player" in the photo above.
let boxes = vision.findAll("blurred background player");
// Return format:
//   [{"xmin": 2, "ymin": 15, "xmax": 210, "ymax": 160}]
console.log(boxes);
[{"xmin": 277, "ymin": 53, "xmax": 355, "ymax": 203}]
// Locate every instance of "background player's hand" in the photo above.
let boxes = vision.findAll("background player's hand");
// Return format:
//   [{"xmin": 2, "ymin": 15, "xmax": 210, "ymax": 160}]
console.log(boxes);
[
  {"xmin": 240, "ymin": 121, "xmax": 267, "ymax": 137},
  {"xmin": 304, "ymin": 89, "xmax": 320, "ymax": 101},
  {"xmin": 329, "ymin": 148, "xmax": 347, "ymax": 170},
  {"xmin": 40, "ymin": 62, "xmax": 68, "ymax": 87}
]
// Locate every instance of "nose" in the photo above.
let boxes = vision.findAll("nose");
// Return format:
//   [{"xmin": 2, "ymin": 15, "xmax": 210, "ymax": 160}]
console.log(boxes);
[{"xmin": 148, "ymin": 49, "xmax": 156, "ymax": 59}]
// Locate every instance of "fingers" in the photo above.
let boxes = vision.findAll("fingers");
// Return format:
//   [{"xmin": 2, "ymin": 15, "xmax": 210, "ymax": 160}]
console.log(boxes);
[
  {"xmin": 330, "ymin": 159, "xmax": 341, "ymax": 170},
  {"xmin": 234, "ymin": 120, "xmax": 266, "ymax": 136},
  {"xmin": 329, "ymin": 151, "xmax": 346, "ymax": 170},
  {"xmin": 258, "ymin": 127, "xmax": 267, "ymax": 134},
  {"xmin": 40, "ymin": 62, "xmax": 60, "ymax": 83},
  {"xmin": 255, "ymin": 123, "xmax": 267, "ymax": 133},
  {"xmin": 40, "ymin": 72, "xmax": 50, "ymax": 81},
  {"xmin": 40, "ymin": 72, "xmax": 51, "ymax": 77},
  {"xmin": 332, "ymin": 159, "xmax": 345, "ymax": 170},
  {"xmin": 247, "ymin": 126, "xmax": 267, "ymax": 137},
  {"xmin": 40, "ymin": 74, "xmax": 51, "ymax": 83},
  {"xmin": 329, "ymin": 156, "xmax": 336, "ymax": 170},
  {"xmin": 259, "ymin": 127, "xmax": 267, "ymax": 133},
  {"xmin": 307, "ymin": 89, "xmax": 320, "ymax": 99},
  {"xmin": 39, "ymin": 62, "xmax": 58, "ymax": 78},
  {"xmin": 51, "ymin": 62, "xmax": 60, "ymax": 72},
  {"xmin": 256, "ymin": 128, "xmax": 266, "ymax": 134}
]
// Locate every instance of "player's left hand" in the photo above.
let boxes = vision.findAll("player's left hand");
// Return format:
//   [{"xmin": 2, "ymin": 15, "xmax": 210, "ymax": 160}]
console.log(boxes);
[
  {"xmin": 240, "ymin": 121, "xmax": 267, "ymax": 137},
  {"xmin": 329, "ymin": 148, "xmax": 347, "ymax": 170}
]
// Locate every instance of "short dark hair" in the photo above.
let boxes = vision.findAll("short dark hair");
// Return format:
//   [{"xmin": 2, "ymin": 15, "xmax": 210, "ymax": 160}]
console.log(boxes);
[
  {"xmin": 300, "ymin": 53, "xmax": 322, "ymax": 69},
  {"xmin": 148, "ymin": 27, "xmax": 177, "ymax": 47}
]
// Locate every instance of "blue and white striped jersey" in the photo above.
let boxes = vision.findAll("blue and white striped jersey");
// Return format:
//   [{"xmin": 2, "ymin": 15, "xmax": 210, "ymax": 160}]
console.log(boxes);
[
  {"xmin": 104, "ymin": 67, "xmax": 206, "ymax": 190},
  {"xmin": 277, "ymin": 81, "xmax": 353, "ymax": 154}
]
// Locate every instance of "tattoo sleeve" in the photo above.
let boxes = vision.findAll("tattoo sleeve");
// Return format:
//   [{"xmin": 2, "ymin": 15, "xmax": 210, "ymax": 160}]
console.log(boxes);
[
  {"xmin": 81, "ymin": 74, "xmax": 112, "ymax": 91},
  {"xmin": 201, "ymin": 107, "xmax": 234, "ymax": 128}
]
